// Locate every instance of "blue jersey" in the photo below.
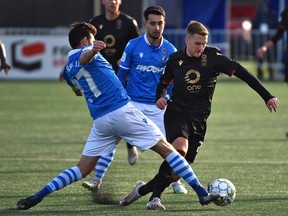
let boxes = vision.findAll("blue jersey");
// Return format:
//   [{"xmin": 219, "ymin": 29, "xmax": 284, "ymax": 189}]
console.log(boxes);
[
  {"xmin": 62, "ymin": 45, "xmax": 130, "ymax": 120},
  {"xmin": 119, "ymin": 34, "xmax": 176, "ymax": 104}
]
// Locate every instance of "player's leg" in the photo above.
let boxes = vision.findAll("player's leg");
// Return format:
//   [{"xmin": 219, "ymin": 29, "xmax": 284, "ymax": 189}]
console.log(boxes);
[
  {"xmin": 131, "ymin": 137, "xmax": 188, "ymax": 210},
  {"xmin": 267, "ymin": 49, "xmax": 274, "ymax": 81},
  {"xmin": 142, "ymin": 102, "xmax": 187, "ymax": 195},
  {"xmin": 145, "ymin": 137, "xmax": 188, "ymax": 209},
  {"xmin": 256, "ymin": 57, "xmax": 264, "ymax": 80},
  {"xmin": 119, "ymin": 104, "xmax": 219, "ymax": 208},
  {"xmin": 126, "ymin": 142, "xmax": 138, "ymax": 165},
  {"xmin": 144, "ymin": 124, "xmax": 205, "ymax": 209},
  {"xmin": 82, "ymin": 148, "xmax": 116, "ymax": 191},
  {"xmin": 17, "ymin": 155, "xmax": 99, "ymax": 210},
  {"xmin": 17, "ymin": 116, "xmax": 118, "ymax": 210},
  {"xmin": 152, "ymin": 140, "xmax": 222, "ymax": 204},
  {"xmin": 124, "ymin": 102, "xmax": 138, "ymax": 165},
  {"xmin": 120, "ymin": 139, "xmax": 222, "ymax": 207}
]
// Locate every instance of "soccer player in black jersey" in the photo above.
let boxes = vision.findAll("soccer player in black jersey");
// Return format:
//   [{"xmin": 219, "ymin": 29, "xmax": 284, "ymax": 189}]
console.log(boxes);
[
  {"xmin": 120, "ymin": 20, "xmax": 280, "ymax": 210},
  {"xmin": 88, "ymin": 0, "xmax": 140, "ymax": 170},
  {"xmin": 89, "ymin": 0, "xmax": 139, "ymax": 73}
]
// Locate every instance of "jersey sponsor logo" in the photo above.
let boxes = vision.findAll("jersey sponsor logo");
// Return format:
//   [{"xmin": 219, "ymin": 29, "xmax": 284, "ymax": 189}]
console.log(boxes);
[
  {"xmin": 185, "ymin": 69, "xmax": 200, "ymax": 84},
  {"xmin": 185, "ymin": 69, "xmax": 201, "ymax": 92},
  {"xmin": 187, "ymin": 84, "xmax": 201, "ymax": 92},
  {"xmin": 136, "ymin": 64, "xmax": 164, "ymax": 73},
  {"xmin": 103, "ymin": 34, "xmax": 115, "ymax": 48},
  {"xmin": 103, "ymin": 34, "xmax": 116, "ymax": 56}
]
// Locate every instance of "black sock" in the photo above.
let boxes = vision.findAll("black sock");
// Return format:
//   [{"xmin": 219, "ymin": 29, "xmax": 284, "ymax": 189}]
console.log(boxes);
[{"xmin": 149, "ymin": 161, "xmax": 173, "ymax": 201}]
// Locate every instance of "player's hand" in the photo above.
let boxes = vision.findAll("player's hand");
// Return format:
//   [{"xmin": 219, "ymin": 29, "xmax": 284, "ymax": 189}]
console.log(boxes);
[
  {"xmin": 1, "ymin": 63, "xmax": 11, "ymax": 75},
  {"xmin": 257, "ymin": 46, "xmax": 266, "ymax": 58},
  {"xmin": 156, "ymin": 97, "xmax": 167, "ymax": 110},
  {"xmin": 92, "ymin": 40, "xmax": 106, "ymax": 53},
  {"xmin": 266, "ymin": 97, "xmax": 279, "ymax": 112}
]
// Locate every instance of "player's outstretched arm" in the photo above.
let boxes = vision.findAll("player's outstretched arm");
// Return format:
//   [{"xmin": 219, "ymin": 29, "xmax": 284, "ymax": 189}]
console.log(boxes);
[
  {"xmin": 266, "ymin": 97, "xmax": 280, "ymax": 112},
  {"xmin": 80, "ymin": 40, "xmax": 106, "ymax": 65}
]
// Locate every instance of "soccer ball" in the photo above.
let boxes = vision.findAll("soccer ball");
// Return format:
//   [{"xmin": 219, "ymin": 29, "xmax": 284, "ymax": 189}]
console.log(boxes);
[{"xmin": 208, "ymin": 178, "xmax": 236, "ymax": 206}]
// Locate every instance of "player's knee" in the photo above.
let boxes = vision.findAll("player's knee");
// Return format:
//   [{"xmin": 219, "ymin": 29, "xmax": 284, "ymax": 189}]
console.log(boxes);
[{"xmin": 172, "ymin": 137, "xmax": 188, "ymax": 152}]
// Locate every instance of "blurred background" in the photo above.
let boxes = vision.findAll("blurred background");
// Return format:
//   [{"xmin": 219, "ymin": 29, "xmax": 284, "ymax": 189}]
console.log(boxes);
[{"xmin": 0, "ymin": 0, "xmax": 287, "ymax": 80}]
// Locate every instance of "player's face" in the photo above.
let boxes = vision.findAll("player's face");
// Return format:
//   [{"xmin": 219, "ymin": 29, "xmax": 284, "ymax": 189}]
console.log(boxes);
[
  {"xmin": 185, "ymin": 33, "xmax": 208, "ymax": 58},
  {"xmin": 82, "ymin": 33, "xmax": 96, "ymax": 47},
  {"xmin": 144, "ymin": 14, "xmax": 165, "ymax": 41},
  {"xmin": 102, "ymin": 0, "xmax": 121, "ymax": 13}
]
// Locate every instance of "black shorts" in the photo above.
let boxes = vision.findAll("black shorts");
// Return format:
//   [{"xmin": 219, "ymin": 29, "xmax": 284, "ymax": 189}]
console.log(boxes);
[{"xmin": 164, "ymin": 102, "xmax": 207, "ymax": 163}]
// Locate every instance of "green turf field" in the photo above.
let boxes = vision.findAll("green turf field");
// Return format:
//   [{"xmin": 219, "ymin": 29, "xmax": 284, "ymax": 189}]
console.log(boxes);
[{"xmin": 0, "ymin": 79, "xmax": 287, "ymax": 216}]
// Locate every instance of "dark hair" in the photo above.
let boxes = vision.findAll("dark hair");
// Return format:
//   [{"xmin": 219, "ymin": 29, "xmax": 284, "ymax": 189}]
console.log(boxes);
[
  {"xmin": 186, "ymin": 20, "xmax": 209, "ymax": 36},
  {"xmin": 143, "ymin": 5, "xmax": 165, "ymax": 21},
  {"xmin": 68, "ymin": 22, "xmax": 97, "ymax": 49}
]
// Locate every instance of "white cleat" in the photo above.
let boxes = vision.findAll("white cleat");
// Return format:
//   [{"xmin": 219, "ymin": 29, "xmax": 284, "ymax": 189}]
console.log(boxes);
[
  {"xmin": 146, "ymin": 197, "xmax": 166, "ymax": 210},
  {"xmin": 119, "ymin": 181, "xmax": 145, "ymax": 206},
  {"xmin": 82, "ymin": 178, "xmax": 101, "ymax": 192},
  {"xmin": 128, "ymin": 146, "xmax": 138, "ymax": 165},
  {"xmin": 171, "ymin": 181, "xmax": 188, "ymax": 194}
]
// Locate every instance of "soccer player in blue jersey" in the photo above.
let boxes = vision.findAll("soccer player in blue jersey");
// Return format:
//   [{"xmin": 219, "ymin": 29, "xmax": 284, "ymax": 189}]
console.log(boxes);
[
  {"xmin": 81, "ymin": 0, "xmax": 140, "ymax": 191},
  {"xmin": 16, "ymin": 22, "xmax": 222, "ymax": 210},
  {"xmin": 84, "ymin": 5, "xmax": 188, "ymax": 199},
  {"xmin": 89, "ymin": 0, "xmax": 140, "ymax": 167}
]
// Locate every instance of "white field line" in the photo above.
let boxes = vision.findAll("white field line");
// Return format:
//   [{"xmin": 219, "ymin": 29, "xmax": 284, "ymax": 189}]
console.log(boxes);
[{"xmin": 0, "ymin": 157, "xmax": 288, "ymax": 165}]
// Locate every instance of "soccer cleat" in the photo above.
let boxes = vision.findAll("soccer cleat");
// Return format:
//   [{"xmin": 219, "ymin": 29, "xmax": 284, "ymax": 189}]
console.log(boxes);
[
  {"xmin": 128, "ymin": 146, "xmax": 138, "ymax": 165},
  {"xmin": 82, "ymin": 178, "xmax": 101, "ymax": 192},
  {"xmin": 199, "ymin": 192, "xmax": 224, "ymax": 206},
  {"xmin": 119, "ymin": 181, "xmax": 145, "ymax": 206},
  {"xmin": 146, "ymin": 197, "xmax": 166, "ymax": 210},
  {"xmin": 16, "ymin": 194, "xmax": 42, "ymax": 210},
  {"xmin": 171, "ymin": 181, "xmax": 188, "ymax": 194}
]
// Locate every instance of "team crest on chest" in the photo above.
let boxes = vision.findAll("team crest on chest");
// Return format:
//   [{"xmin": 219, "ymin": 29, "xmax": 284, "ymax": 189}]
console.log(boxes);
[
  {"xmin": 161, "ymin": 55, "xmax": 168, "ymax": 63},
  {"xmin": 201, "ymin": 54, "xmax": 207, "ymax": 67},
  {"xmin": 116, "ymin": 20, "xmax": 122, "ymax": 30},
  {"xmin": 160, "ymin": 48, "xmax": 168, "ymax": 62}
]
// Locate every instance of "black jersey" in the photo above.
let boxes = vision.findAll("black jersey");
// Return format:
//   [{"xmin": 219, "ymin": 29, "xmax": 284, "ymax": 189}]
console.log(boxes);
[
  {"xmin": 90, "ymin": 13, "xmax": 140, "ymax": 72},
  {"xmin": 156, "ymin": 45, "xmax": 274, "ymax": 120}
]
